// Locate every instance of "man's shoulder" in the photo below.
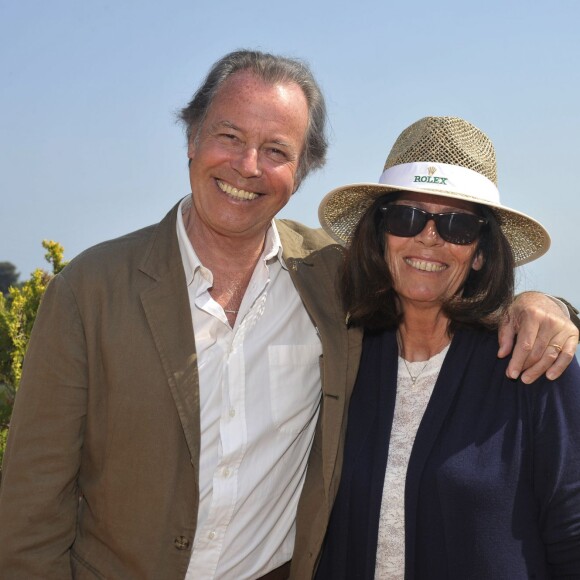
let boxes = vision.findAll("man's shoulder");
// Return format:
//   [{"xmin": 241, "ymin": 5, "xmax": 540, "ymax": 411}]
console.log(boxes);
[
  {"xmin": 67, "ymin": 223, "xmax": 158, "ymax": 272},
  {"xmin": 275, "ymin": 218, "xmax": 335, "ymax": 252},
  {"xmin": 61, "ymin": 203, "xmax": 179, "ymax": 280},
  {"xmin": 275, "ymin": 218, "xmax": 347, "ymax": 278}
]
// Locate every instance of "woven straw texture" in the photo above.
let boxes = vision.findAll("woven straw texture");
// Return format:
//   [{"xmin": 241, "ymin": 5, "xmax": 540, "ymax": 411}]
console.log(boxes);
[{"xmin": 384, "ymin": 117, "xmax": 497, "ymax": 184}]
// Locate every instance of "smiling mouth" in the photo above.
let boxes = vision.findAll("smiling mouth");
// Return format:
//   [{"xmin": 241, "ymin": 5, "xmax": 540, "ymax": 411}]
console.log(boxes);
[
  {"xmin": 216, "ymin": 179, "xmax": 259, "ymax": 201},
  {"xmin": 404, "ymin": 258, "xmax": 447, "ymax": 272}
]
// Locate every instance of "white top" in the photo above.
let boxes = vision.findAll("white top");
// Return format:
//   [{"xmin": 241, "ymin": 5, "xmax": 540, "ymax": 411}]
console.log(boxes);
[
  {"xmin": 176, "ymin": 197, "xmax": 322, "ymax": 580},
  {"xmin": 375, "ymin": 345, "xmax": 449, "ymax": 579}
]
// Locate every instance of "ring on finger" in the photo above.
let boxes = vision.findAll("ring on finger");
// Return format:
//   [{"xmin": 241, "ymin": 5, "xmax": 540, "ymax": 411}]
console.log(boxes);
[{"xmin": 549, "ymin": 343, "xmax": 563, "ymax": 353}]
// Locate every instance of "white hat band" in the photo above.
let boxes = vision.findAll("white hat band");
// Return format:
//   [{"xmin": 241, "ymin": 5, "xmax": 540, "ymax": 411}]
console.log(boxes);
[{"xmin": 379, "ymin": 162, "xmax": 500, "ymax": 204}]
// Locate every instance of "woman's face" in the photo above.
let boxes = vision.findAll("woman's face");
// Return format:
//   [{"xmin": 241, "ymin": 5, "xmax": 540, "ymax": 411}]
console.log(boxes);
[{"xmin": 384, "ymin": 192, "xmax": 484, "ymax": 309}]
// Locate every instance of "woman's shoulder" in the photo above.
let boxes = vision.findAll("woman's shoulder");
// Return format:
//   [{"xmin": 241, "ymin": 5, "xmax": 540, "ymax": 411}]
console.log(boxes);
[{"xmin": 451, "ymin": 327, "xmax": 580, "ymax": 391}]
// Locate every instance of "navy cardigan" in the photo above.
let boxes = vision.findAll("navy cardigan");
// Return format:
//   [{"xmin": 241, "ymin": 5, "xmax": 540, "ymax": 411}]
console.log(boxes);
[{"xmin": 316, "ymin": 328, "xmax": 580, "ymax": 579}]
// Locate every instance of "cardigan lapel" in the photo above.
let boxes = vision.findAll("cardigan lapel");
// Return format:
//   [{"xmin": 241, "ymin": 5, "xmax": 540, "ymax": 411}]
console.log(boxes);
[
  {"xmin": 315, "ymin": 329, "xmax": 399, "ymax": 580},
  {"xmin": 138, "ymin": 204, "xmax": 201, "ymax": 475},
  {"xmin": 355, "ymin": 330, "xmax": 399, "ymax": 579},
  {"xmin": 404, "ymin": 329, "xmax": 480, "ymax": 577}
]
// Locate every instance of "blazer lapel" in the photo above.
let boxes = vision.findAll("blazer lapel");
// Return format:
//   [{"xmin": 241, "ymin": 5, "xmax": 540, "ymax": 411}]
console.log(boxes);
[
  {"xmin": 279, "ymin": 224, "xmax": 362, "ymax": 499},
  {"xmin": 138, "ymin": 205, "xmax": 201, "ymax": 473}
]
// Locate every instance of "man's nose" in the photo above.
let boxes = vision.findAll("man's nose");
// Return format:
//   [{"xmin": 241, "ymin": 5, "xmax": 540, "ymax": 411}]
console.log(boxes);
[{"xmin": 232, "ymin": 146, "xmax": 262, "ymax": 178}]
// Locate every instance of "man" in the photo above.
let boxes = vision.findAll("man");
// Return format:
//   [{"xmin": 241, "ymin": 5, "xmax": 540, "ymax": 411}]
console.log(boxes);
[{"xmin": 0, "ymin": 50, "xmax": 577, "ymax": 580}]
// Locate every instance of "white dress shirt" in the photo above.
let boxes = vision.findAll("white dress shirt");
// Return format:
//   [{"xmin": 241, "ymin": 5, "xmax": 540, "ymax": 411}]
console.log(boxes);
[{"xmin": 176, "ymin": 197, "xmax": 322, "ymax": 579}]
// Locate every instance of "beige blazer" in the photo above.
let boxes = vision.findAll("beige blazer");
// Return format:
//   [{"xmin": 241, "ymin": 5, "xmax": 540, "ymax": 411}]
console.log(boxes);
[{"xmin": 0, "ymin": 202, "xmax": 362, "ymax": 580}]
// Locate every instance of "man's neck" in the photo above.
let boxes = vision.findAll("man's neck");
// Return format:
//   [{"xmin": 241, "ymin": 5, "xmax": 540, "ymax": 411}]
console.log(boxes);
[
  {"xmin": 183, "ymin": 204, "xmax": 270, "ymax": 322},
  {"xmin": 183, "ymin": 205, "xmax": 267, "ymax": 273}
]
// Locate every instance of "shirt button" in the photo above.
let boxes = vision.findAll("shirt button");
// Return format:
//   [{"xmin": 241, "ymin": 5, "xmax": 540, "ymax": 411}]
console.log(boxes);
[
  {"xmin": 208, "ymin": 531, "xmax": 216, "ymax": 540},
  {"xmin": 229, "ymin": 408, "xmax": 236, "ymax": 418},
  {"xmin": 223, "ymin": 467, "xmax": 230, "ymax": 477},
  {"xmin": 174, "ymin": 536, "xmax": 190, "ymax": 550}
]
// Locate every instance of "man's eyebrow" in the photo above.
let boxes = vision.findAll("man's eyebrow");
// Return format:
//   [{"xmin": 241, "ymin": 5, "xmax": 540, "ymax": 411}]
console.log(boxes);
[
  {"xmin": 214, "ymin": 120, "xmax": 240, "ymax": 131},
  {"xmin": 269, "ymin": 139, "xmax": 291, "ymax": 149},
  {"xmin": 212, "ymin": 121, "xmax": 293, "ymax": 150}
]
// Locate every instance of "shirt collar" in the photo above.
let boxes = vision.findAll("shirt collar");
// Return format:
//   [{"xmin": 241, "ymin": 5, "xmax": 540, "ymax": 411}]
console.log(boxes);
[
  {"xmin": 263, "ymin": 215, "xmax": 285, "ymax": 268},
  {"xmin": 176, "ymin": 195, "xmax": 286, "ymax": 284}
]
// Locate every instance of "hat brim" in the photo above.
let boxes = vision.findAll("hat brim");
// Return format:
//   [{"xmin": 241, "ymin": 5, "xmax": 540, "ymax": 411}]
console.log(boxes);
[{"xmin": 318, "ymin": 182, "xmax": 550, "ymax": 266}]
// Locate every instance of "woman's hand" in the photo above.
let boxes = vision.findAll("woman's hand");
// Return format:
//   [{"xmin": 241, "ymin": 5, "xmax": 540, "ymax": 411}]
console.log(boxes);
[{"xmin": 498, "ymin": 292, "xmax": 579, "ymax": 383}]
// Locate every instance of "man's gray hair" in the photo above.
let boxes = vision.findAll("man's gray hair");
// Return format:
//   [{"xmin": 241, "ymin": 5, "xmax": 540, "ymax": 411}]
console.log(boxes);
[{"xmin": 178, "ymin": 49, "xmax": 328, "ymax": 187}]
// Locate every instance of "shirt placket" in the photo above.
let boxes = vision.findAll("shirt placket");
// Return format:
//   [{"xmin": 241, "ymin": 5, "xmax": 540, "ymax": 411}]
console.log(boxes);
[{"xmin": 191, "ymin": 264, "xmax": 271, "ymax": 577}]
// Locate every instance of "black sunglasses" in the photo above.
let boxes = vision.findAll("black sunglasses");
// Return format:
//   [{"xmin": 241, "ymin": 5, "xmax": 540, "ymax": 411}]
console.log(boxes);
[{"xmin": 380, "ymin": 204, "xmax": 488, "ymax": 245}]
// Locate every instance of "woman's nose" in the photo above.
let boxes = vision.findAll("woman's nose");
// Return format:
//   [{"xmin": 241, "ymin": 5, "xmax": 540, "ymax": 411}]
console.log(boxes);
[{"xmin": 415, "ymin": 218, "xmax": 442, "ymax": 245}]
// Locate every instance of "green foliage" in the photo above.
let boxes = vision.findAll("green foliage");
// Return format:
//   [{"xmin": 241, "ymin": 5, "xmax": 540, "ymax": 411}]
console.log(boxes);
[{"xmin": 0, "ymin": 241, "xmax": 67, "ymax": 468}]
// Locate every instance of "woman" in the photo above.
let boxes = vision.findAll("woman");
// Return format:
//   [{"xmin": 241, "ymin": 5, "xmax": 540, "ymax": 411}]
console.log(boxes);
[{"xmin": 314, "ymin": 117, "xmax": 580, "ymax": 578}]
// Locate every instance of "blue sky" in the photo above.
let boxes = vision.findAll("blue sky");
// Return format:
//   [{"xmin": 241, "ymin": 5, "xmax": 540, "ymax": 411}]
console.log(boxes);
[{"xmin": 1, "ymin": 0, "xmax": 579, "ymax": 309}]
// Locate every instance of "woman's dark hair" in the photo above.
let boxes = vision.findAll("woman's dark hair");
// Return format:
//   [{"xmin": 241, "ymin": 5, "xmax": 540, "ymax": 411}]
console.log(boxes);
[{"xmin": 341, "ymin": 193, "xmax": 515, "ymax": 331}]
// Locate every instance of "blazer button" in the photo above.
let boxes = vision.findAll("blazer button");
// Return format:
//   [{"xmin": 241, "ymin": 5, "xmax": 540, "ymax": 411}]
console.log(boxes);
[{"xmin": 174, "ymin": 536, "xmax": 190, "ymax": 550}]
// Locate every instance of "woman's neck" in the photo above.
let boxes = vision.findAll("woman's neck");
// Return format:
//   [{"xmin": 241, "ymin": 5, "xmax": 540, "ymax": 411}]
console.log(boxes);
[{"xmin": 397, "ymin": 305, "xmax": 451, "ymax": 362}]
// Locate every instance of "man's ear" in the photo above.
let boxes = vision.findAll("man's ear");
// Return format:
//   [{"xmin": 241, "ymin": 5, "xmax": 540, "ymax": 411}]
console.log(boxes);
[
  {"xmin": 187, "ymin": 125, "xmax": 200, "ymax": 159},
  {"xmin": 187, "ymin": 138, "xmax": 196, "ymax": 160}
]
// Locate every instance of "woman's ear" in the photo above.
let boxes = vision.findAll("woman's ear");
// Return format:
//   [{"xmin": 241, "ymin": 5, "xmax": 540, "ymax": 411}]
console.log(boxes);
[{"xmin": 472, "ymin": 250, "xmax": 484, "ymax": 271}]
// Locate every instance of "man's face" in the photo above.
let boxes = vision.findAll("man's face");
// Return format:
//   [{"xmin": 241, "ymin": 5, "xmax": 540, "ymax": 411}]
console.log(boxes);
[{"xmin": 187, "ymin": 70, "xmax": 309, "ymax": 244}]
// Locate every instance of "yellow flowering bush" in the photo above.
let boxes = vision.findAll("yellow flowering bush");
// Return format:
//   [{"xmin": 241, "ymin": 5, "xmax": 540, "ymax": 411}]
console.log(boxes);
[{"xmin": 0, "ymin": 241, "xmax": 66, "ymax": 469}]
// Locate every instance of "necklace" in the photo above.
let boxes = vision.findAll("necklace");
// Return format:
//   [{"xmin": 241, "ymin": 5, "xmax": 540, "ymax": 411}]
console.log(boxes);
[
  {"xmin": 401, "ymin": 358, "xmax": 429, "ymax": 385},
  {"xmin": 224, "ymin": 309, "xmax": 239, "ymax": 314}
]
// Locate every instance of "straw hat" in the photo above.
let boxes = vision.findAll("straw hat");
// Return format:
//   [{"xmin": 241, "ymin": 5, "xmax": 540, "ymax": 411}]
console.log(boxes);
[{"xmin": 318, "ymin": 116, "xmax": 550, "ymax": 265}]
